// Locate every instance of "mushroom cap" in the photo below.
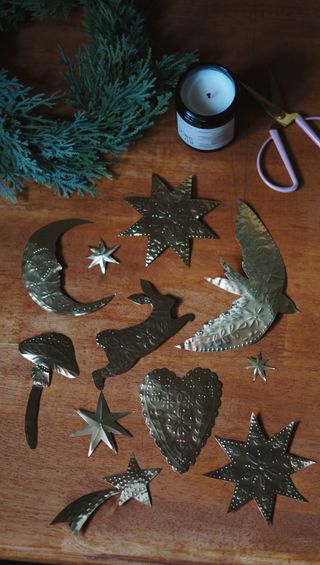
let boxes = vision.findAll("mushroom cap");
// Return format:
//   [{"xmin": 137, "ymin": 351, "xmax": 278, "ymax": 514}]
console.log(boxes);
[{"xmin": 19, "ymin": 332, "xmax": 79, "ymax": 378}]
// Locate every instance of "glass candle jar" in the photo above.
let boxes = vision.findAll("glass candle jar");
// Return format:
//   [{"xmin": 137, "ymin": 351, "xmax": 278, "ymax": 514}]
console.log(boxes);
[{"xmin": 175, "ymin": 63, "xmax": 239, "ymax": 151}]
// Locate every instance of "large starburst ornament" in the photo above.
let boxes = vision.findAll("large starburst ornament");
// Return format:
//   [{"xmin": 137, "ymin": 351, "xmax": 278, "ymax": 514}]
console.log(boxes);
[
  {"xmin": 86, "ymin": 240, "xmax": 119, "ymax": 274},
  {"xmin": 70, "ymin": 392, "xmax": 131, "ymax": 456},
  {"xmin": 245, "ymin": 353, "xmax": 275, "ymax": 382},
  {"xmin": 120, "ymin": 174, "xmax": 219, "ymax": 266},
  {"xmin": 205, "ymin": 414, "xmax": 315, "ymax": 523}
]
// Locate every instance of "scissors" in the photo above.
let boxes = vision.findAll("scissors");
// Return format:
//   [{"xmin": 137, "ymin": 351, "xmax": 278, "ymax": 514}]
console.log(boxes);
[{"xmin": 242, "ymin": 74, "xmax": 320, "ymax": 193}]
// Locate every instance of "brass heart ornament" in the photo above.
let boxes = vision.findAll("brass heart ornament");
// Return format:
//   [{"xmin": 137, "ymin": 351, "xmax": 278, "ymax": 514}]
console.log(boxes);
[{"xmin": 140, "ymin": 368, "xmax": 222, "ymax": 473}]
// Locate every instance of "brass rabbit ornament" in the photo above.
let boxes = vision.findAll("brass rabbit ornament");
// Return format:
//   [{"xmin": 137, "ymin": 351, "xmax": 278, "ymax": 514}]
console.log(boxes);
[{"xmin": 92, "ymin": 280, "xmax": 194, "ymax": 389}]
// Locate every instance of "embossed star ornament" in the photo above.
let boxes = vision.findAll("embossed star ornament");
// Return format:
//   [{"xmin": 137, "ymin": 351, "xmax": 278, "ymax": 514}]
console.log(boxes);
[
  {"xmin": 104, "ymin": 454, "xmax": 161, "ymax": 507},
  {"xmin": 205, "ymin": 413, "xmax": 315, "ymax": 523},
  {"xmin": 120, "ymin": 174, "xmax": 219, "ymax": 266},
  {"xmin": 178, "ymin": 201, "xmax": 298, "ymax": 352},
  {"xmin": 52, "ymin": 455, "xmax": 161, "ymax": 535},
  {"xmin": 70, "ymin": 392, "xmax": 131, "ymax": 456},
  {"xmin": 86, "ymin": 240, "xmax": 119, "ymax": 274}
]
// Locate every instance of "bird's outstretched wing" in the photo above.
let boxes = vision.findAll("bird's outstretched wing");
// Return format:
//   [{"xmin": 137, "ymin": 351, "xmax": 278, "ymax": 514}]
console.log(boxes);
[
  {"xmin": 236, "ymin": 201, "xmax": 286, "ymax": 292},
  {"xmin": 178, "ymin": 294, "xmax": 275, "ymax": 352},
  {"xmin": 52, "ymin": 489, "xmax": 118, "ymax": 535}
]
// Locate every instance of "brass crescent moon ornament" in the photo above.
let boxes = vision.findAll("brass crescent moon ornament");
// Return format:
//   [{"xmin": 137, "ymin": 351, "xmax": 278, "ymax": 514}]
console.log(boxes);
[{"xmin": 22, "ymin": 219, "xmax": 114, "ymax": 316}]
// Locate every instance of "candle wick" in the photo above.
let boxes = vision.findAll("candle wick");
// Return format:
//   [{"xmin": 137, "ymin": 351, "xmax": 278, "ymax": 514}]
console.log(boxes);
[{"xmin": 206, "ymin": 92, "xmax": 212, "ymax": 99}]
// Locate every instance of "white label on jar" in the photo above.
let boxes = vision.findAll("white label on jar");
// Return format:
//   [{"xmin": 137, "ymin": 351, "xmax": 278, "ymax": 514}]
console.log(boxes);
[{"xmin": 176, "ymin": 113, "xmax": 235, "ymax": 150}]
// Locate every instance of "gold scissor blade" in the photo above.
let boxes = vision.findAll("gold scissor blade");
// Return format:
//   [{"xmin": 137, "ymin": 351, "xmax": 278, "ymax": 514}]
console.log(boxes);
[{"xmin": 241, "ymin": 81, "xmax": 297, "ymax": 127}]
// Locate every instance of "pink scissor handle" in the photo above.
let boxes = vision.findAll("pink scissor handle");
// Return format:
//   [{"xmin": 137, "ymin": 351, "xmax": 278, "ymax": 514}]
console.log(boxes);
[
  {"xmin": 257, "ymin": 116, "xmax": 320, "ymax": 193},
  {"xmin": 257, "ymin": 129, "xmax": 298, "ymax": 193},
  {"xmin": 295, "ymin": 114, "xmax": 320, "ymax": 148}
]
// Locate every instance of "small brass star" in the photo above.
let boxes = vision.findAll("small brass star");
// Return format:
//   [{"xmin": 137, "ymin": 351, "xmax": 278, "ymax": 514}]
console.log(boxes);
[
  {"xmin": 245, "ymin": 353, "xmax": 275, "ymax": 382},
  {"xmin": 120, "ymin": 174, "xmax": 219, "ymax": 266},
  {"xmin": 70, "ymin": 392, "xmax": 131, "ymax": 456},
  {"xmin": 104, "ymin": 454, "xmax": 161, "ymax": 506},
  {"xmin": 205, "ymin": 413, "xmax": 315, "ymax": 523},
  {"xmin": 86, "ymin": 240, "xmax": 119, "ymax": 274}
]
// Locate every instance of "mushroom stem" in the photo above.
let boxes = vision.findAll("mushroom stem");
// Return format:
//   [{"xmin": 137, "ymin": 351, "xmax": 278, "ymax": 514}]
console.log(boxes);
[
  {"xmin": 25, "ymin": 366, "xmax": 51, "ymax": 449},
  {"xmin": 25, "ymin": 385, "xmax": 43, "ymax": 449}
]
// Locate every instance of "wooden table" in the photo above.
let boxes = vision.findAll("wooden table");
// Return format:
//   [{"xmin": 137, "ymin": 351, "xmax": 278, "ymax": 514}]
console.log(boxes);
[{"xmin": 1, "ymin": 1, "xmax": 319, "ymax": 563}]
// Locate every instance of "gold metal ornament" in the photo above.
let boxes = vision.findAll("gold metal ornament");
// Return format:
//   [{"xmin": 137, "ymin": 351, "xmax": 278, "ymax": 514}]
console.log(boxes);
[
  {"xmin": 245, "ymin": 353, "xmax": 275, "ymax": 382},
  {"xmin": 52, "ymin": 454, "xmax": 161, "ymax": 535},
  {"xmin": 178, "ymin": 201, "xmax": 297, "ymax": 352},
  {"xmin": 140, "ymin": 368, "xmax": 222, "ymax": 473},
  {"xmin": 120, "ymin": 174, "xmax": 219, "ymax": 266},
  {"xmin": 22, "ymin": 219, "xmax": 114, "ymax": 315},
  {"xmin": 19, "ymin": 332, "xmax": 79, "ymax": 449},
  {"xmin": 92, "ymin": 279, "xmax": 194, "ymax": 389},
  {"xmin": 70, "ymin": 392, "xmax": 131, "ymax": 456},
  {"xmin": 86, "ymin": 239, "xmax": 120, "ymax": 275},
  {"xmin": 205, "ymin": 413, "xmax": 315, "ymax": 523}
]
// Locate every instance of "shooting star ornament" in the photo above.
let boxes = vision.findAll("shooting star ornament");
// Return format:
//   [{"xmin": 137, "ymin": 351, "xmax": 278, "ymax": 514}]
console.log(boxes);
[
  {"xmin": 140, "ymin": 368, "xmax": 222, "ymax": 473},
  {"xmin": 70, "ymin": 392, "xmax": 131, "ymax": 456},
  {"xmin": 120, "ymin": 174, "xmax": 219, "ymax": 266},
  {"xmin": 86, "ymin": 240, "xmax": 119, "ymax": 274},
  {"xmin": 245, "ymin": 353, "xmax": 275, "ymax": 382},
  {"xmin": 92, "ymin": 279, "xmax": 194, "ymax": 390},
  {"xmin": 22, "ymin": 219, "xmax": 114, "ymax": 315},
  {"xmin": 178, "ymin": 201, "xmax": 297, "ymax": 352},
  {"xmin": 52, "ymin": 455, "xmax": 161, "ymax": 535},
  {"xmin": 205, "ymin": 413, "xmax": 315, "ymax": 523},
  {"xmin": 19, "ymin": 332, "xmax": 79, "ymax": 449},
  {"xmin": 104, "ymin": 454, "xmax": 161, "ymax": 507}
]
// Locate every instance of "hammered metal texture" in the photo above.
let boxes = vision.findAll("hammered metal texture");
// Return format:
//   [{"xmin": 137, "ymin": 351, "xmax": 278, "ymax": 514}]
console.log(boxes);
[
  {"xmin": 19, "ymin": 332, "xmax": 79, "ymax": 378},
  {"xmin": 19, "ymin": 332, "xmax": 79, "ymax": 449},
  {"xmin": 92, "ymin": 279, "xmax": 194, "ymax": 389},
  {"xmin": 120, "ymin": 174, "xmax": 219, "ymax": 266},
  {"xmin": 52, "ymin": 489, "xmax": 118, "ymax": 536},
  {"xmin": 140, "ymin": 368, "xmax": 222, "ymax": 473},
  {"xmin": 206, "ymin": 413, "xmax": 315, "ymax": 523},
  {"xmin": 22, "ymin": 218, "xmax": 113, "ymax": 316},
  {"xmin": 104, "ymin": 454, "xmax": 161, "ymax": 506},
  {"xmin": 179, "ymin": 201, "xmax": 297, "ymax": 352},
  {"xmin": 52, "ymin": 455, "xmax": 161, "ymax": 535}
]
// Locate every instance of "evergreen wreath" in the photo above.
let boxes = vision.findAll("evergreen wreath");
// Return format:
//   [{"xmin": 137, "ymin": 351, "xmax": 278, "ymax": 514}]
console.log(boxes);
[{"xmin": 0, "ymin": 0, "xmax": 197, "ymax": 202}]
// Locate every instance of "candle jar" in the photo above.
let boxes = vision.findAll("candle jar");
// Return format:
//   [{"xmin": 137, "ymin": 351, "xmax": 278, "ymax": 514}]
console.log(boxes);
[{"xmin": 175, "ymin": 63, "xmax": 239, "ymax": 151}]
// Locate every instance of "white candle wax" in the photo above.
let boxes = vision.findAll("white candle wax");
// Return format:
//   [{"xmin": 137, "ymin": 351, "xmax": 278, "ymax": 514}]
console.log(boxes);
[{"xmin": 180, "ymin": 66, "xmax": 236, "ymax": 116}]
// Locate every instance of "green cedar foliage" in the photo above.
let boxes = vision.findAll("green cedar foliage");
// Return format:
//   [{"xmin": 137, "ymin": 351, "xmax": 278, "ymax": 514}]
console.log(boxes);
[{"xmin": 0, "ymin": 0, "xmax": 197, "ymax": 201}]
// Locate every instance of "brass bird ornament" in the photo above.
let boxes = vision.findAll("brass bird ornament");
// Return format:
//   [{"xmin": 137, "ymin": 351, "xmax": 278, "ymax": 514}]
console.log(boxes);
[{"xmin": 178, "ymin": 201, "xmax": 297, "ymax": 352}]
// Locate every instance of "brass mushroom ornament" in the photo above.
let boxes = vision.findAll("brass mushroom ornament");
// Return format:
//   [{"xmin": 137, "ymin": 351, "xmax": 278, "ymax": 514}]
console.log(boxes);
[{"xmin": 19, "ymin": 332, "xmax": 79, "ymax": 449}]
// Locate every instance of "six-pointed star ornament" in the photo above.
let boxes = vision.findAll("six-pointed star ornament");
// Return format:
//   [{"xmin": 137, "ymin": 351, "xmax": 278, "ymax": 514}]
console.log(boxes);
[
  {"xmin": 104, "ymin": 453, "xmax": 161, "ymax": 506},
  {"xmin": 70, "ymin": 392, "xmax": 131, "ymax": 456},
  {"xmin": 245, "ymin": 353, "xmax": 275, "ymax": 382},
  {"xmin": 205, "ymin": 413, "xmax": 315, "ymax": 523},
  {"xmin": 86, "ymin": 240, "xmax": 119, "ymax": 274},
  {"xmin": 120, "ymin": 174, "xmax": 219, "ymax": 266}
]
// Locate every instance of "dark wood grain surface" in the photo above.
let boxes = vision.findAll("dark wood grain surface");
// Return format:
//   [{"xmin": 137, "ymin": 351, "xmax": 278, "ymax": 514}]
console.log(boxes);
[{"xmin": 0, "ymin": 1, "xmax": 319, "ymax": 563}]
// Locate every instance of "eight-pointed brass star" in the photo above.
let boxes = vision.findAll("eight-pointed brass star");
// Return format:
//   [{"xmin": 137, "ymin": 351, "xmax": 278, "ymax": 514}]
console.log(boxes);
[
  {"xmin": 86, "ymin": 240, "xmax": 119, "ymax": 274},
  {"xmin": 120, "ymin": 174, "xmax": 219, "ymax": 266},
  {"xmin": 70, "ymin": 392, "xmax": 131, "ymax": 456},
  {"xmin": 205, "ymin": 413, "xmax": 315, "ymax": 523},
  {"xmin": 245, "ymin": 353, "xmax": 275, "ymax": 382},
  {"xmin": 104, "ymin": 454, "xmax": 161, "ymax": 506}
]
